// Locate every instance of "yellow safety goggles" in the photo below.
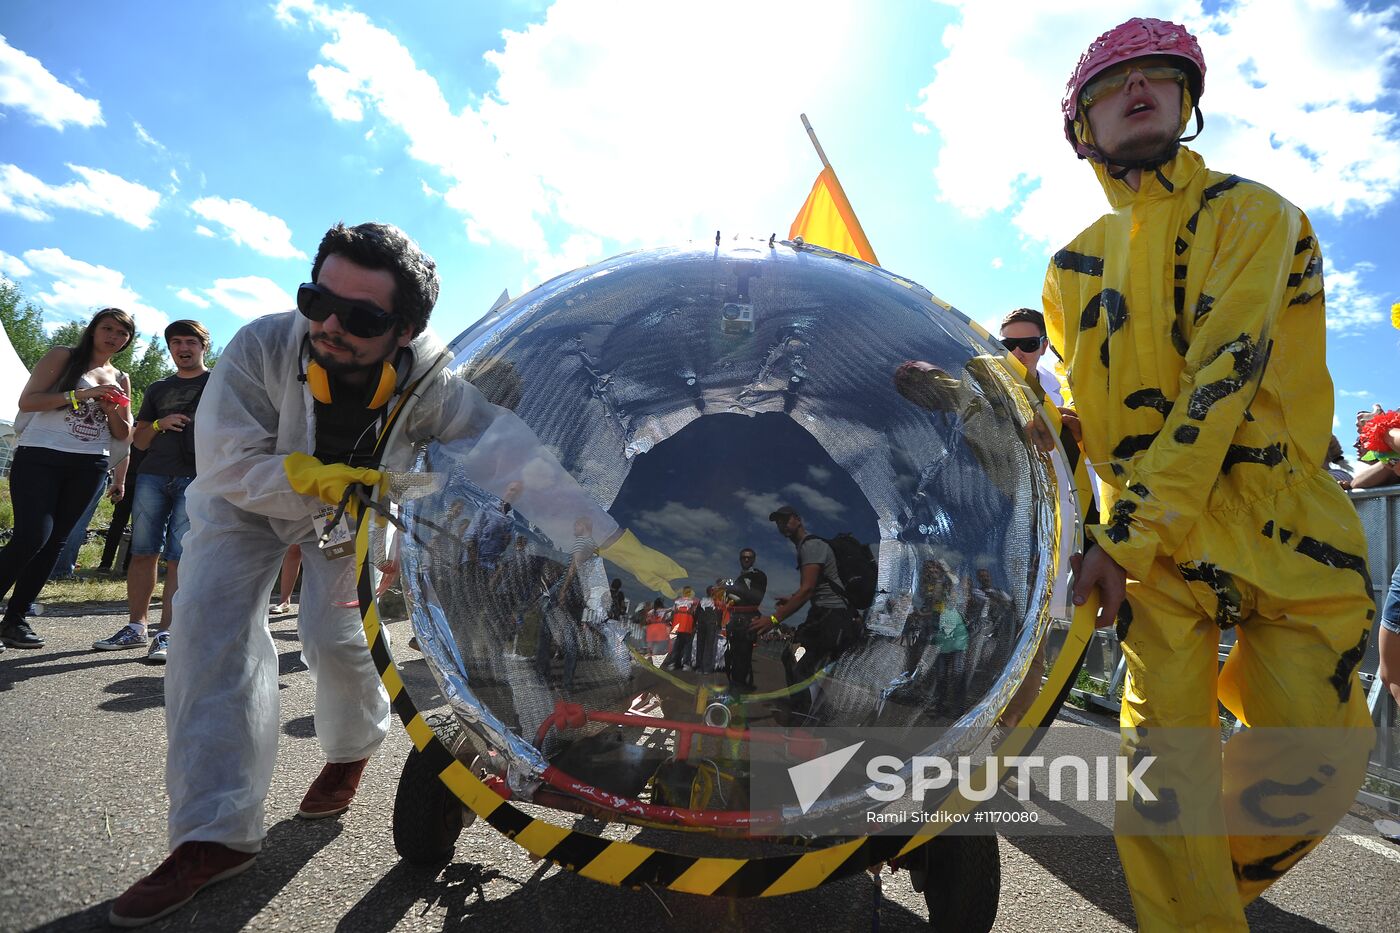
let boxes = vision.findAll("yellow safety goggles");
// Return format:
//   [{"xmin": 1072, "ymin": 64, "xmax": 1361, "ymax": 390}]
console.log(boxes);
[{"xmin": 1080, "ymin": 65, "xmax": 1186, "ymax": 110}]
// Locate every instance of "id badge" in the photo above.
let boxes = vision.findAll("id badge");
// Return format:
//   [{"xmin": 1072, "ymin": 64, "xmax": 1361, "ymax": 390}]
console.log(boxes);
[{"xmin": 314, "ymin": 504, "xmax": 356, "ymax": 560}]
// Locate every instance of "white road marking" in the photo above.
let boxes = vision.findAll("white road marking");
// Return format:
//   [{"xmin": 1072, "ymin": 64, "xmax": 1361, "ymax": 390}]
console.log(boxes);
[{"xmin": 1339, "ymin": 833, "xmax": 1400, "ymax": 865}]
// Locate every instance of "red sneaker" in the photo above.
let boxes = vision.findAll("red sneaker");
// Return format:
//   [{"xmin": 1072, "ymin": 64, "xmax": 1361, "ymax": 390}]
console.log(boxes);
[
  {"xmin": 108, "ymin": 841, "xmax": 256, "ymax": 927},
  {"xmin": 297, "ymin": 757, "xmax": 369, "ymax": 819}
]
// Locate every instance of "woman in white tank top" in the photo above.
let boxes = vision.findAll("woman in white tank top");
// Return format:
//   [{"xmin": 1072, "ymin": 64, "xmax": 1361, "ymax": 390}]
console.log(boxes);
[{"xmin": 0, "ymin": 308, "xmax": 134, "ymax": 649}]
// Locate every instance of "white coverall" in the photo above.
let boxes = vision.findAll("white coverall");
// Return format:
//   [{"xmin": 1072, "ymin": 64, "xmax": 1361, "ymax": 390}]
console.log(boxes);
[{"xmin": 166, "ymin": 311, "xmax": 509, "ymax": 851}]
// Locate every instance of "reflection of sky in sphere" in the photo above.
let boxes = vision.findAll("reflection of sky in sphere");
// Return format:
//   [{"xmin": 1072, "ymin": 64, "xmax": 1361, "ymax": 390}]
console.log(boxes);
[
  {"xmin": 399, "ymin": 241, "xmax": 1063, "ymax": 815},
  {"xmin": 609, "ymin": 412, "xmax": 880, "ymax": 607}
]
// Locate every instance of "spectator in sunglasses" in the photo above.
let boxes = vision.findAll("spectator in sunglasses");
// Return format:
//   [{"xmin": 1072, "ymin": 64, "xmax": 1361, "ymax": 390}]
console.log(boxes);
[{"xmin": 999, "ymin": 307, "xmax": 1079, "ymax": 444}]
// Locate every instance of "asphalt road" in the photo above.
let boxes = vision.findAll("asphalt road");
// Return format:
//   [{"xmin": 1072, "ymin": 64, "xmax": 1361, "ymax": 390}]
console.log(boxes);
[{"xmin": 2, "ymin": 603, "xmax": 1398, "ymax": 932}]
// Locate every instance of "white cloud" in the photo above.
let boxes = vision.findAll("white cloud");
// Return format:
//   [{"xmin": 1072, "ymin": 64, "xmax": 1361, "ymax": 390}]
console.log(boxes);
[
  {"xmin": 174, "ymin": 287, "xmax": 210, "ymax": 309},
  {"xmin": 806, "ymin": 465, "xmax": 833, "ymax": 484},
  {"xmin": 0, "ymin": 163, "xmax": 161, "ymax": 229},
  {"xmin": 190, "ymin": 196, "xmax": 306, "ymax": 259},
  {"xmin": 990, "ymin": 257, "xmax": 1004, "ymax": 269},
  {"xmin": 1323, "ymin": 259, "xmax": 1387, "ymax": 333},
  {"xmin": 1337, "ymin": 388, "xmax": 1372, "ymax": 399},
  {"xmin": 0, "ymin": 35, "xmax": 103, "ymax": 130},
  {"xmin": 735, "ymin": 488, "xmax": 785, "ymax": 526},
  {"xmin": 276, "ymin": 0, "xmax": 873, "ymax": 282},
  {"xmin": 915, "ymin": 0, "xmax": 1400, "ymax": 247},
  {"xmin": 632, "ymin": 501, "xmax": 733, "ymax": 544},
  {"xmin": 781, "ymin": 481, "xmax": 845, "ymax": 520},
  {"xmin": 307, "ymin": 62, "xmax": 367, "ymax": 121},
  {"xmin": 0, "ymin": 249, "xmax": 31, "ymax": 278},
  {"xmin": 201, "ymin": 276, "xmax": 295, "ymax": 319},
  {"xmin": 194, "ymin": 224, "xmax": 215, "ymax": 238},
  {"xmin": 133, "ymin": 120, "xmax": 166, "ymax": 151},
  {"xmin": 20, "ymin": 247, "xmax": 167, "ymax": 335}
]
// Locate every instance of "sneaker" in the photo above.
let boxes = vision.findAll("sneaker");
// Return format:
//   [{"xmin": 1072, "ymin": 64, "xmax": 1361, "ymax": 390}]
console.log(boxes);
[
  {"xmin": 146, "ymin": 630, "xmax": 171, "ymax": 663},
  {"xmin": 270, "ymin": 601, "xmax": 293, "ymax": 615},
  {"xmin": 93, "ymin": 624, "xmax": 149, "ymax": 651},
  {"xmin": 108, "ymin": 841, "xmax": 256, "ymax": 927},
  {"xmin": 297, "ymin": 758, "xmax": 369, "ymax": 819},
  {"xmin": 2, "ymin": 620, "xmax": 44, "ymax": 649}
]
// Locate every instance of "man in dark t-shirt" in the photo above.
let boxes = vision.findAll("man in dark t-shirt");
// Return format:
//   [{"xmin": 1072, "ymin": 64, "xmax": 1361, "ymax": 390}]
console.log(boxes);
[{"xmin": 93, "ymin": 320, "xmax": 211, "ymax": 663}]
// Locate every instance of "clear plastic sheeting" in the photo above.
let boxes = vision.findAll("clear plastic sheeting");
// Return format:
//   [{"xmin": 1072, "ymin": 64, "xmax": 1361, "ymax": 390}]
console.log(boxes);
[{"xmin": 397, "ymin": 240, "xmax": 1072, "ymax": 827}]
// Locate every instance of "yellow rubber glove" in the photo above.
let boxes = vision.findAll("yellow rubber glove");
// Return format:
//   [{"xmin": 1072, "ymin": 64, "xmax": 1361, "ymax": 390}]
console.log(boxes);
[
  {"xmin": 284, "ymin": 451, "xmax": 386, "ymax": 506},
  {"xmin": 600, "ymin": 529, "xmax": 687, "ymax": 598}
]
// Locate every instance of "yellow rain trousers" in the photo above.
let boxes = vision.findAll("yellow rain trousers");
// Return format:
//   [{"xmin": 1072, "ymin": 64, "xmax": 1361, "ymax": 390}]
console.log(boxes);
[{"xmin": 1043, "ymin": 146, "xmax": 1374, "ymax": 931}]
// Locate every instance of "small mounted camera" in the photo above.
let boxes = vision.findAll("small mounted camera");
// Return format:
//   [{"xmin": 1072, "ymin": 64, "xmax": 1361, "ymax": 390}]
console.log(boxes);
[{"xmin": 720, "ymin": 302, "xmax": 754, "ymax": 335}]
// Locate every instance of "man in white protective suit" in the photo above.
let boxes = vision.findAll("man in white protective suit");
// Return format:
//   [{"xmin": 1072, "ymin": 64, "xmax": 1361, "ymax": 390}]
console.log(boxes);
[{"xmin": 109, "ymin": 222, "xmax": 683, "ymax": 927}]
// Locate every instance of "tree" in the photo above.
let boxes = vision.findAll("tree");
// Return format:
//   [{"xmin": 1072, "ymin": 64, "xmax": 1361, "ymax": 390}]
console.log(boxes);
[
  {"xmin": 0, "ymin": 277, "xmax": 49, "ymax": 369},
  {"xmin": 48, "ymin": 321, "xmax": 84, "ymax": 350}
]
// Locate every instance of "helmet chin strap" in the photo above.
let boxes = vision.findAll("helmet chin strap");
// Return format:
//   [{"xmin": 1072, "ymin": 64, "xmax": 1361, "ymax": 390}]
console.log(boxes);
[{"xmin": 1102, "ymin": 105, "xmax": 1205, "ymax": 179}]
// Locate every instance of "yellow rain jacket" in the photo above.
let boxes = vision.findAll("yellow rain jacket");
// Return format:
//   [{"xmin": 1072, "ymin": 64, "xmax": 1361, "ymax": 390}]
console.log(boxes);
[{"xmin": 1043, "ymin": 144, "xmax": 1374, "ymax": 931}]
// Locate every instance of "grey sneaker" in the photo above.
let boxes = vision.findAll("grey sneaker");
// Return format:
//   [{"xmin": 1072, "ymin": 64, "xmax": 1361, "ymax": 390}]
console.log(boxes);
[
  {"xmin": 146, "ymin": 630, "xmax": 170, "ymax": 663},
  {"xmin": 93, "ymin": 624, "xmax": 149, "ymax": 651}
]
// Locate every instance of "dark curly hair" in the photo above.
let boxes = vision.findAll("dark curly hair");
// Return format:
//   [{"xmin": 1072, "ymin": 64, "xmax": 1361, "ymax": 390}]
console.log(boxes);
[{"xmin": 310, "ymin": 222, "xmax": 439, "ymax": 337}]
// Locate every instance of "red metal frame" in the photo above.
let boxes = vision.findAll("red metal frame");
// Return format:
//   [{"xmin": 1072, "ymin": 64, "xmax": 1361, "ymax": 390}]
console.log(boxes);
[{"xmin": 510, "ymin": 700, "xmax": 826, "ymax": 830}]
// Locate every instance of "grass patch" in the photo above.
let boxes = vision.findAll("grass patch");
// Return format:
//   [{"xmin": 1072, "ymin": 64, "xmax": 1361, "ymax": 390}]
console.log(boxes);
[
  {"xmin": 40, "ymin": 570, "xmax": 140, "ymax": 605},
  {"xmin": 2, "ymin": 480, "xmax": 146, "ymax": 605}
]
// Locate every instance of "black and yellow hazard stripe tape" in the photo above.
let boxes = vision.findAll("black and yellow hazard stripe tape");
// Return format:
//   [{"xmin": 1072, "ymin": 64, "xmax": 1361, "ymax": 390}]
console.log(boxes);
[{"xmin": 352, "ymin": 351, "xmax": 1095, "ymax": 896}]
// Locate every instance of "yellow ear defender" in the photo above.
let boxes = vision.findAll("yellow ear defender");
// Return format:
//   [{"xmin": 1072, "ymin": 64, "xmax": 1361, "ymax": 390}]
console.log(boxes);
[{"xmin": 301, "ymin": 339, "xmax": 402, "ymax": 409}]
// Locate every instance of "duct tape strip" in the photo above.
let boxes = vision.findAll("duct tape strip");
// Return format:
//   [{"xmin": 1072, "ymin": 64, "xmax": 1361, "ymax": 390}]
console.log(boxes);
[{"xmin": 354, "ymin": 385, "xmax": 1096, "ymax": 897}]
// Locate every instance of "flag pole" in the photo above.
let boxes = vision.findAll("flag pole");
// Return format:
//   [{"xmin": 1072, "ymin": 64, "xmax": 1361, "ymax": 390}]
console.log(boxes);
[{"xmin": 799, "ymin": 114, "xmax": 831, "ymax": 169}]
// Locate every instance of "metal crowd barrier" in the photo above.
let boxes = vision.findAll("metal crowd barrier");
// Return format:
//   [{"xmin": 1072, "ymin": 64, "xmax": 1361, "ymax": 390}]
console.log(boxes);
[
  {"xmin": 0, "ymin": 428, "xmax": 14, "ymax": 478},
  {"xmin": 1042, "ymin": 484, "xmax": 1400, "ymax": 816}
]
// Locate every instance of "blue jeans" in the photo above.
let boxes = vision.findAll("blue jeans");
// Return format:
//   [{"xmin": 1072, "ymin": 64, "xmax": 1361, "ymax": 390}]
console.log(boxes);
[
  {"xmin": 1380, "ymin": 561, "xmax": 1400, "ymax": 636},
  {"xmin": 51, "ymin": 472, "xmax": 109, "ymax": 578},
  {"xmin": 130, "ymin": 473, "xmax": 194, "ymax": 561}
]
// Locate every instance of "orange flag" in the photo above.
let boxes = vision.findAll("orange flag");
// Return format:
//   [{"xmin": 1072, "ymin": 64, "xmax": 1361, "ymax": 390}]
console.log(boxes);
[{"xmin": 788, "ymin": 164, "xmax": 879, "ymax": 266}]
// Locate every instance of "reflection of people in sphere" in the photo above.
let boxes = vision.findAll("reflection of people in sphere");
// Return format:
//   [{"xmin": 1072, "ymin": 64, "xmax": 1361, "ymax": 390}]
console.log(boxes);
[
  {"xmin": 1053, "ymin": 18, "xmax": 1373, "ymax": 929},
  {"xmin": 724, "ymin": 547, "xmax": 766, "ymax": 689},
  {"xmin": 644, "ymin": 597, "xmax": 671, "ymax": 658},
  {"xmin": 892, "ymin": 360, "xmax": 967, "ymax": 414},
  {"xmin": 462, "ymin": 480, "xmax": 523, "ymax": 571},
  {"xmin": 755, "ymin": 505, "xmax": 855, "ymax": 721},
  {"xmin": 663, "ymin": 586, "xmax": 698, "ymax": 670}
]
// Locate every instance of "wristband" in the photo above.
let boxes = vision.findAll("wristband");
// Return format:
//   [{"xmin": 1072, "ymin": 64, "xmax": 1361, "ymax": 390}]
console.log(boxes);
[
  {"xmin": 769, "ymin": 614, "xmax": 779, "ymax": 625},
  {"xmin": 68, "ymin": 390, "xmax": 79, "ymax": 410},
  {"xmin": 153, "ymin": 419, "xmax": 162, "ymax": 433}
]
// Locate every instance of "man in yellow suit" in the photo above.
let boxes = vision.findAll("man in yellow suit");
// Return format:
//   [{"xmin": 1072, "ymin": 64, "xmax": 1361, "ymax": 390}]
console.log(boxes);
[{"xmin": 1046, "ymin": 18, "xmax": 1375, "ymax": 931}]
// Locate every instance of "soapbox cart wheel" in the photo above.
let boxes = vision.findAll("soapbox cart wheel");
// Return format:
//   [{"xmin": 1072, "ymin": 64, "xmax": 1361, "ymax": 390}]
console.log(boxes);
[
  {"xmin": 392, "ymin": 746, "xmax": 469, "ymax": 864},
  {"xmin": 911, "ymin": 833, "xmax": 1000, "ymax": 932}
]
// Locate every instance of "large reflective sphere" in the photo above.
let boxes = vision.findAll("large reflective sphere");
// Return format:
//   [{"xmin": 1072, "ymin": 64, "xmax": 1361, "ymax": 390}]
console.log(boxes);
[{"xmin": 400, "ymin": 240, "xmax": 1066, "ymax": 823}]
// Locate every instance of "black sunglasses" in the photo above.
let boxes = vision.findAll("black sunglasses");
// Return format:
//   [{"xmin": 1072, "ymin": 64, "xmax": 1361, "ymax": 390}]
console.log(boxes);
[
  {"xmin": 1000, "ymin": 335, "xmax": 1046, "ymax": 353},
  {"xmin": 297, "ymin": 283, "xmax": 398, "ymax": 338}
]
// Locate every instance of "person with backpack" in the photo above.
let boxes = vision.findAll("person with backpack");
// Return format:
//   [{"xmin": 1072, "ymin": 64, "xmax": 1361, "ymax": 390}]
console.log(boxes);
[{"xmin": 753, "ymin": 505, "xmax": 870, "ymax": 719}]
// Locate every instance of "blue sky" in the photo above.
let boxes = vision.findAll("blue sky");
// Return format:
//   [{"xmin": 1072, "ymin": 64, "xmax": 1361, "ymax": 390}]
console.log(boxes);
[{"xmin": 2, "ymin": 0, "xmax": 1398, "ymax": 454}]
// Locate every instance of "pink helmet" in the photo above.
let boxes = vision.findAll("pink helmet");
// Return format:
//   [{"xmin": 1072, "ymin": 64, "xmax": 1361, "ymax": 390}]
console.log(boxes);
[{"xmin": 1062, "ymin": 18, "xmax": 1206, "ymax": 160}]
